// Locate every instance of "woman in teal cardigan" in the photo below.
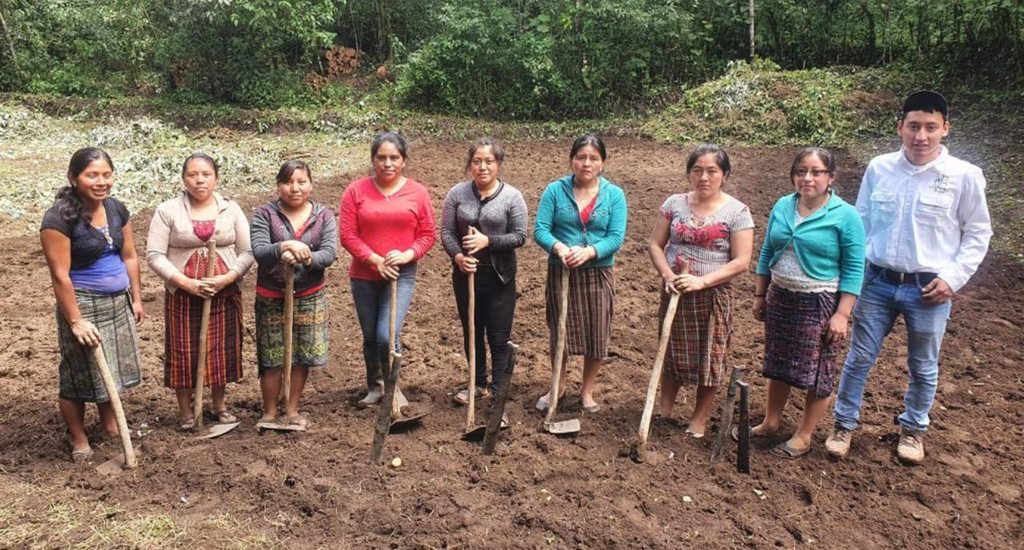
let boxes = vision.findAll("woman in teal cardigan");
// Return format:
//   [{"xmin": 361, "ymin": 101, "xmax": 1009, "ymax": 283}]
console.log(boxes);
[
  {"xmin": 534, "ymin": 135, "xmax": 627, "ymax": 413},
  {"xmin": 749, "ymin": 147, "xmax": 865, "ymax": 458}
]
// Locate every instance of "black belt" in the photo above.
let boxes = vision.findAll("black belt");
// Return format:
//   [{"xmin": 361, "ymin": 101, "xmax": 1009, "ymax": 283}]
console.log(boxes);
[{"xmin": 869, "ymin": 264, "xmax": 937, "ymax": 287}]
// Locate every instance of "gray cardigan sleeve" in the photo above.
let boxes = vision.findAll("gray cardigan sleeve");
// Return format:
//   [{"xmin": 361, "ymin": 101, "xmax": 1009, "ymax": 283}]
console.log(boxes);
[
  {"xmin": 440, "ymin": 185, "xmax": 464, "ymax": 259},
  {"xmin": 309, "ymin": 210, "xmax": 338, "ymax": 270},
  {"xmin": 488, "ymin": 188, "xmax": 529, "ymax": 252},
  {"xmin": 250, "ymin": 206, "xmax": 282, "ymax": 267}
]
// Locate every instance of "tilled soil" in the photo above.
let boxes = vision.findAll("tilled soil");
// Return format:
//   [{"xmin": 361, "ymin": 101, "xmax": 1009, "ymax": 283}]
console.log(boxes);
[{"xmin": 0, "ymin": 139, "xmax": 1021, "ymax": 549}]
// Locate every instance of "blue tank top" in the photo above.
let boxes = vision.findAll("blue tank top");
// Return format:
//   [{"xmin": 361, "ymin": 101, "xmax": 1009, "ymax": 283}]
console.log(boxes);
[{"xmin": 69, "ymin": 226, "xmax": 130, "ymax": 294}]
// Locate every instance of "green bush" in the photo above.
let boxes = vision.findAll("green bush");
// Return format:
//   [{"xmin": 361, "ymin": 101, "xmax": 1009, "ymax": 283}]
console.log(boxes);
[
  {"xmin": 157, "ymin": 0, "xmax": 338, "ymax": 108},
  {"xmin": 395, "ymin": 0, "xmax": 703, "ymax": 119},
  {"xmin": 1, "ymin": 0, "xmax": 158, "ymax": 95}
]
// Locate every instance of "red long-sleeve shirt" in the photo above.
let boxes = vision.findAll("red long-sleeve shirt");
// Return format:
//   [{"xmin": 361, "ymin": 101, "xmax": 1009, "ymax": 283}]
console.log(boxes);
[{"xmin": 339, "ymin": 176, "xmax": 437, "ymax": 280}]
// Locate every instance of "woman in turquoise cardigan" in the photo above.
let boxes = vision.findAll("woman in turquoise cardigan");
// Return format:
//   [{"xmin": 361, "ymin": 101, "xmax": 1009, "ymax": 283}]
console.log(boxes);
[
  {"xmin": 534, "ymin": 135, "xmax": 627, "ymax": 413},
  {"xmin": 749, "ymin": 147, "xmax": 865, "ymax": 459}
]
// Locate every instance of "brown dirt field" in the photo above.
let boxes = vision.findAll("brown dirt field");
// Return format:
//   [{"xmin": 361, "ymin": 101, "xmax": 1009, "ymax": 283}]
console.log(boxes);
[{"xmin": 1, "ymin": 139, "xmax": 1022, "ymax": 549}]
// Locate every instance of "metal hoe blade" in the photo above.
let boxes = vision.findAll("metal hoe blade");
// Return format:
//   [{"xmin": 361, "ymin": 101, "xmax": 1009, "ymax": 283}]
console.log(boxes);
[
  {"xmin": 256, "ymin": 420, "xmax": 306, "ymax": 433},
  {"xmin": 461, "ymin": 424, "xmax": 488, "ymax": 441},
  {"xmin": 195, "ymin": 422, "xmax": 240, "ymax": 439},
  {"xmin": 390, "ymin": 408, "xmax": 428, "ymax": 430},
  {"xmin": 545, "ymin": 418, "xmax": 581, "ymax": 435}
]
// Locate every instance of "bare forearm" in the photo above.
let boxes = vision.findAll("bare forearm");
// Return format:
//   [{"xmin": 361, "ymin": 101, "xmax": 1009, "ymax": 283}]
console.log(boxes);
[
  {"xmin": 51, "ymin": 275, "xmax": 82, "ymax": 324},
  {"xmin": 125, "ymin": 255, "xmax": 143, "ymax": 302},
  {"xmin": 754, "ymin": 274, "xmax": 770, "ymax": 296},
  {"xmin": 835, "ymin": 292, "xmax": 857, "ymax": 318},
  {"xmin": 648, "ymin": 243, "xmax": 675, "ymax": 279}
]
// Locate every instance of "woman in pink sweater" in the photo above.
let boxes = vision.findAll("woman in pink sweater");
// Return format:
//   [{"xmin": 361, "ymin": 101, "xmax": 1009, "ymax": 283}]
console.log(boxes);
[{"xmin": 339, "ymin": 132, "xmax": 436, "ymax": 409}]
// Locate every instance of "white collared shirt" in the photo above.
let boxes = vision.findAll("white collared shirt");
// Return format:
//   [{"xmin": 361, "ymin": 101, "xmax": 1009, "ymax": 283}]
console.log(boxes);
[{"xmin": 856, "ymin": 146, "xmax": 992, "ymax": 292}]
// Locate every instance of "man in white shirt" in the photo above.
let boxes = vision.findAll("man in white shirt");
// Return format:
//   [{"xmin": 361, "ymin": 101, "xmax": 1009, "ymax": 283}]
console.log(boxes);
[{"xmin": 825, "ymin": 91, "xmax": 992, "ymax": 464}]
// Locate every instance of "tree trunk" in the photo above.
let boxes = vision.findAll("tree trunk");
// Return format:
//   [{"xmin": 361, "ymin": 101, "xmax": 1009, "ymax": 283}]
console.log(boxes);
[
  {"xmin": 0, "ymin": 1, "xmax": 17, "ymax": 67},
  {"xmin": 749, "ymin": 0, "xmax": 755, "ymax": 59},
  {"xmin": 862, "ymin": 1, "xmax": 876, "ymax": 64}
]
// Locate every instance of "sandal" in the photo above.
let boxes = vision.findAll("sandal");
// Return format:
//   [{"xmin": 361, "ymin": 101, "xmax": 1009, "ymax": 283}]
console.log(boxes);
[
  {"xmin": 98, "ymin": 430, "xmax": 120, "ymax": 442},
  {"xmin": 71, "ymin": 446, "xmax": 94, "ymax": 463},
  {"xmin": 454, "ymin": 386, "xmax": 490, "ymax": 405},
  {"xmin": 214, "ymin": 410, "xmax": 237, "ymax": 423},
  {"xmin": 534, "ymin": 392, "xmax": 566, "ymax": 413},
  {"xmin": 731, "ymin": 424, "xmax": 779, "ymax": 442},
  {"xmin": 282, "ymin": 414, "xmax": 308, "ymax": 428},
  {"xmin": 179, "ymin": 417, "xmax": 196, "ymax": 431},
  {"xmin": 771, "ymin": 440, "xmax": 811, "ymax": 460},
  {"xmin": 685, "ymin": 427, "xmax": 705, "ymax": 439}
]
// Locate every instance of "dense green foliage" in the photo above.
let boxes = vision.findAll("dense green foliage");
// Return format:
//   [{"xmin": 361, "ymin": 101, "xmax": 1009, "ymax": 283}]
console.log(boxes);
[
  {"xmin": 1, "ymin": 1, "xmax": 1022, "ymax": 115},
  {"xmin": 395, "ymin": 0, "xmax": 704, "ymax": 118}
]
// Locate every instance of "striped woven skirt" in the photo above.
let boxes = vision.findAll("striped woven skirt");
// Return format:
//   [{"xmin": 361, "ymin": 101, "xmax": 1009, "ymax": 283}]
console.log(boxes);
[
  {"xmin": 163, "ymin": 286, "xmax": 243, "ymax": 389},
  {"xmin": 762, "ymin": 285, "xmax": 841, "ymax": 399},
  {"xmin": 545, "ymin": 264, "xmax": 615, "ymax": 359},
  {"xmin": 56, "ymin": 289, "xmax": 143, "ymax": 402},
  {"xmin": 661, "ymin": 284, "xmax": 733, "ymax": 387},
  {"xmin": 255, "ymin": 287, "xmax": 330, "ymax": 376}
]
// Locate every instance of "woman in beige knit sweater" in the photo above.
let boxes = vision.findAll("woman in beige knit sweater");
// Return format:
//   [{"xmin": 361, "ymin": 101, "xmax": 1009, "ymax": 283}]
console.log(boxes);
[{"xmin": 146, "ymin": 153, "xmax": 254, "ymax": 430}]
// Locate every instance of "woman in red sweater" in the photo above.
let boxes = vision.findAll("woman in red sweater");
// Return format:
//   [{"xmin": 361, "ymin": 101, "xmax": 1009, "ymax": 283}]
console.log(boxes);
[{"xmin": 339, "ymin": 132, "xmax": 436, "ymax": 409}]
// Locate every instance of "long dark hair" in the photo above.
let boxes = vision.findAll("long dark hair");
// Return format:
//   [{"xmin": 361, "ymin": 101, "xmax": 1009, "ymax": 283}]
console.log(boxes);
[{"xmin": 55, "ymin": 147, "xmax": 114, "ymax": 225}]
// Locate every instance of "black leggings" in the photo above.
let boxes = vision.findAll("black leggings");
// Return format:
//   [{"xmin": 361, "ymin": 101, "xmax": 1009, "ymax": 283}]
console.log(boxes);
[{"xmin": 452, "ymin": 265, "xmax": 516, "ymax": 391}]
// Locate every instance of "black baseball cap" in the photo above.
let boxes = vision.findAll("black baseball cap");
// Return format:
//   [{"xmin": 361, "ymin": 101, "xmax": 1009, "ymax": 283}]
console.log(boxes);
[{"xmin": 902, "ymin": 90, "xmax": 948, "ymax": 119}]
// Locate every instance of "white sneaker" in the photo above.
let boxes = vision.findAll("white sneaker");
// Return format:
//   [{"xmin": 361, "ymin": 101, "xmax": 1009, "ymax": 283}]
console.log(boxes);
[
  {"xmin": 825, "ymin": 427, "xmax": 853, "ymax": 459},
  {"xmin": 897, "ymin": 430, "xmax": 925, "ymax": 464}
]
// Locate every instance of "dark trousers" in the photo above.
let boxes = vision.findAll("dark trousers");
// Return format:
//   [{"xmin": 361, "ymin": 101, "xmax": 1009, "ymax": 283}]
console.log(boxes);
[{"xmin": 452, "ymin": 265, "xmax": 516, "ymax": 391}]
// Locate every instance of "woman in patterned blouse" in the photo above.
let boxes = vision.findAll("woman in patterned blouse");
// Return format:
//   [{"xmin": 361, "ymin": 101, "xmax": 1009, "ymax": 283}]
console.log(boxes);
[{"xmin": 648, "ymin": 144, "xmax": 754, "ymax": 438}]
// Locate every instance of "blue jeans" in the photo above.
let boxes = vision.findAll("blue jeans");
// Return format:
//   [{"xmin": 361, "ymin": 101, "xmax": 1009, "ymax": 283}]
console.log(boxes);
[
  {"xmin": 350, "ymin": 265, "xmax": 417, "ymax": 391},
  {"xmin": 833, "ymin": 267, "xmax": 951, "ymax": 433}
]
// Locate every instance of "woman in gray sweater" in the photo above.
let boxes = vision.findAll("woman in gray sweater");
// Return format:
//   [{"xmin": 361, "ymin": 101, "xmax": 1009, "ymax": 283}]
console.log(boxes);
[{"xmin": 440, "ymin": 138, "xmax": 529, "ymax": 408}]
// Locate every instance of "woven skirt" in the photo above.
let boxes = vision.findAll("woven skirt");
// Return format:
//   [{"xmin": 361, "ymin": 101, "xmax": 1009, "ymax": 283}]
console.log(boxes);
[
  {"xmin": 545, "ymin": 264, "xmax": 615, "ymax": 359},
  {"xmin": 762, "ymin": 285, "xmax": 841, "ymax": 399},
  {"xmin": 255, "ymin": 287, "xmax": 330, "ymax": 376},
  {"xmin": 56, "ymin": 289, "xmax": 142, "ymax": 402},
  {"xmin": 163, "ymin": 286, "xmax": 243, "ymax": 389},
  {"xmin": 661, "ymin": 284, "xmax": 733, "ymax": 387}
]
